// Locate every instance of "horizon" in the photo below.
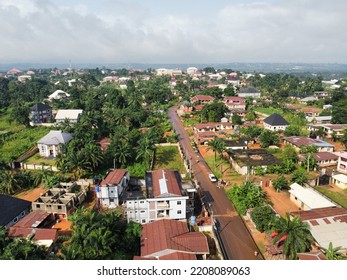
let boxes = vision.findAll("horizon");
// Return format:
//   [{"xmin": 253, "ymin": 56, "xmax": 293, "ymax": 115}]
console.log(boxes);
[{"xmin": 1, "ymin": 0, "xmax": 347, "ymax": 65}]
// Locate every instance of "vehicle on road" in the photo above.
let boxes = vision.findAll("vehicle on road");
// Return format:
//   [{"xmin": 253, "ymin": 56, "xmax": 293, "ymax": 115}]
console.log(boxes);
[
  {"xmin": 208, "ymin": 173, "xmax": 217, "ymax": 182},
  {"xmin": 193, "ymin": 147, "xmax": 199, "ymax": 153}
]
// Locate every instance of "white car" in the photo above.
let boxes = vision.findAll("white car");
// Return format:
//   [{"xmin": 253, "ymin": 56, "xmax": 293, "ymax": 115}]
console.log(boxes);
[{"xmin": 208, "ymin": 173, "xmax": 217, "ymax": 182}]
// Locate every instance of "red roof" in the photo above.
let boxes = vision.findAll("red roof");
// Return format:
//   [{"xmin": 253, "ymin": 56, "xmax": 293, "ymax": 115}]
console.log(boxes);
[
  {"xmin": 101, "ymin": 169, "xmax": 127, "ymax": 186},
  {"xmin": 8, "ymin": 227, "xmax": 58, "ymax": 241},
  {"xmin": 313, "ymin": 152, "xmax": 338, "ymax": 162},
  {"xmin": 140, "ymin": 219, "xmax": 209, "ymax": 259},
  {"xmin": 151, "ymin": 170, "xmax": 182, "ymax": 197},
  {"xmin": 13, "ymin": 211, "xmax": 50, "ymax": 228},
  {"xmin": 223, "ymin": 96, "xmax": 246, "ymax": 104},
  {"xmin": 194, "ymin": 122, "xmax": 219, "ymax": 130},
  {"xmin": 291, "ymin": 207, "xmax": 347, "ymax": 221},
  {"xmin": 297, "ymin": 252, "xmax": 327, "ymax": 260},
  {"xmin": 97, "ymin": 137, "xmax": 111, "ymax": 151},
  {"xmin": 191, "ymin": 95, "xmax": 214, "ymax": 102}
]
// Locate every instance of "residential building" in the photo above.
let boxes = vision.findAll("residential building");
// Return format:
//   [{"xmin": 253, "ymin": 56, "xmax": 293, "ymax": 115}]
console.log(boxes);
[
  {"xmin": 37, "ymin": 130, "xmax": 73, "ymax": 157},
  {"xmin": 308, "ymin": 124, "xmax": 347, "ymax": 138},
  {"xmin": 263, "ymin": 113, "xmax": 289, "ymax": 131},
  {"xmin": 95, "ymin": 169, "xmax": 130, "ymax": 208},
  {"xmin": 223, "ymin": 96, "xmax": 246, "ymax": 110},
  {"xmin": 194, "ymin": 131, "xmax": 216, "ymax": 145},
  {"xmin": 227, "ymin": 149, "xmax": 281, "ymax": 175},
  {"xmin": 186, "ymin": 67, "xmax": 198, "ymax": 76},
  {"xmin": 0, "ymin": 194, "xmax": 31, "ymax": 229},
  {"xmin": 300, "ymin": 96, "xmax": 318, "ymax": 104},
  {"xmin": 47, "ymin": 90, "xmax": 70, "ymax": 100},
  {"xmin": 291, "ymin": 207, "xmax": 347, "ymax": 252},
  {"xmin": 224, "ymin": 138, "xmax": 248, "ymax": 150},
  {"xmin": 7, "ymin": 211, "xmax": 58, "ymax": 249},
  {"xmin": 190, "ymin": 95, "xmax": 215, "ymax": 105},
  {"xmin": 193, "ymin": 122, "xmax": 234, "ymax": 133},
  {"xmin": 306, "ymin": 116, "xmax": 332, "ymax": 124},
  {"xmin": 32, "ymin": 182, "xmax": 88, "ymax": 220},
  {"xmin": 312, "ymin": 152, "xmax": 338, "ymax": 168},
  {"xmin": 55, "ymin": 109, "xmax": 83, "ymax": 123},
  {"xmin": 135, "ymin": 219, "xmax": 209, "ymax": 260},
  {"xmin": 237, "ymin": 87, "xmax": 261, "ymax": 99},
  {"xmin": 284, "ymin": 136, "xmax": 334, "ymax": 152},
  {"xmin": 125, "ymin": 170, "xmax": 189, "ymax": 224},
  {"xmin": 331, "ymin": 174, "xmax": 347, "ymax": 190},
  {"xmin": 288, "ymin": 183, "xmax": 336, "ymax": 211},
  {"xmin": 301, "ymin": 107, "xmax": 322, "ymax": 117},
  {"xmin": 30, "ymin": 103, "xmax": 52, "ymax": 124},
  {"xmin": 336, "ymin": 152, "xmax": 347, "ymax": 174}
]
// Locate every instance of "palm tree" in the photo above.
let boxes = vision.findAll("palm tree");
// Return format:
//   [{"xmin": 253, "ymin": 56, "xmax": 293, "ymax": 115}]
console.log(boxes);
[
  {"xmin": 83, "ymin": 143, "xmax": 104, "ymax": 170},
  {"xmin": 207, "ymin": 137, "xmax": 224, "ymax": 169},
  {"xmin": 0, "ymin": 171, "xmax": 18, "ymax": 195},
  {"xmin": 319, "ymin": 242, "xmax": 346, "ymax": 260},
  {"xmin": 216, "ymin": 140, "xmax": 226, "ymax": 174},
  {"xmin": 271, "ymin": 213, "xmax": 313, "ymax": 260},
  {"xmin": 136, "ymin": 135, "xmax": 156, "ymax": 168}
]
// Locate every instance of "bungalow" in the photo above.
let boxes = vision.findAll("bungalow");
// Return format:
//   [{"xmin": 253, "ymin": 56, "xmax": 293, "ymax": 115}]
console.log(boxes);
[
  {"xmin": 190, "ymin": 95, "xmax": 215, "ymax": 105},
  {"xmin": 37, "ymin": 130, "xmax": 73, "ymax": 157},
  {"xmin": 300, "ymin": 96, "xmax": 318, "ymax": 104},
  {"xmin": 312, "ymin": 152, "xmax": 338, "ymax": 168},
  {"xmin": 0, "ymin": 194, "xmax": 31, "ymax": 229},
  {"xmin": 331, "ymin": 174, "xmax": 347, "ymax": 190},
  {"xmin": 95, "ymin": 169, "xmax": 130, "ymax": 209},
  {"xmin": 55, "ymin": 109, "xmax": 83, "ymax": 123},
  {"xmin": 30, "ymin": 103, "xmax": 52, "ymax": 124},
  {"xmin": 193, "ymin": 123, "xmax": 218, "ymax": 133},
  {"xmin": 224, "ymin": 138, "xmax": 248, "ymax": 150},
  {"xmin": 237, "ymin": 87, "xmax": 261, "ymax": 99},
  {"xmin": 284, "ymin": 136, "xmax": 334, "ymax": 152},
  {"xmin": 291, "ymin": 207, "xmax": 347, "ymax": 252},
  {"xmin": 48, "ymin": 90, "xmax": 70, "ymax": 100},
  {"xmin": 306, "ymin": 116, "xmax": 332, "ymax": 124},
  {"xmin": 228, "ymin": 149, "xmax": 281, "ymax": 175},
  {"xmin": 288, "ymin": 183, "xmax": 336, "ymax": 211},
  {"xmin": 194, "ymin": 131, "xmax": 216, "ymax": 145},
  {"xmin": 125, "ymin": 170, "xmax": 188, "ymax": 224},
  {"xmin": 308, "ymin": 124, "xmax": 347, "ymax": 139},
  {"xmin": 223, "ymin": 96, "xmax": 246, "ymax": 110},
  {"xmin": 263, "ymin": 113, "xmax": 289, "ymax": 131},
  {"xmin": 135, "ymin": 219, "xmax": 209, "ymax": 260},
  {"xmin": 301, "ymin": 107, "xmax": 322, "ymax": 117},
  {"xmin": 335, "ymin": 152, "xmax": 347, "ymax": 174}
]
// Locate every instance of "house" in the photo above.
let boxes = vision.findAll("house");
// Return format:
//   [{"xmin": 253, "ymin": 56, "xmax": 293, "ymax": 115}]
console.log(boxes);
[
  {"xmin": 331, "ymin": 174, "xmax": 347, "ymax": 190},
  {"xmin": 190, "ymin": 95, "xmax": 215, "ymax": 105},
  {"xmin": 284, "ymin": 136, "xmax": 334, "ymax": 152},
  {"xmin": 95, "ymin": 169, "xmax": 130, "ymax": 208},
  {"xmin": 291, "ymin": 207, "xmax": 347, "ymax": 252},
  {"xmin": 263, "ymin": 113, "xmax": 289, "ymax": 131},
  {"xmin": 37, "ymin": 130, "xmax": 73, "ymax": 157},
  {"xmin": 194, "ymin": 131, "xmax": 216, "ymax": 145},
  {"xmin": 97, "ymin": 137, "xmax": 111, "ymax": 152},
  {"xmin": 0, "ymin": 194, "xmax": 31, "ymax": 229},
  {"xmin": 227, "ymin": 149, "xmax": 281, "ymax": 175},
  {"xmin": 135, "ymin": 219, "xmax": 209, "ymax": 260},
  {"xmin": 308, "ymin": 124, "xmax": 347, "ymax": 138},
  {"xmin": 48, "ymin": 90, "xmax": 70, "ymax": 100},
  {"xmin": 301, "ymin": 107, "xmax": 322, "ymax": 117},
  {"xmin": 306, "ymin": 116, "xmax": 332, "ymax": 124},
  {"xmin": 288, "ymin": 183, "xmax": 336, "ymax": 211},
  {"xmin": 224, "ymin": 138, "xmax": 248, "ymax": 150},
  {"xmin": 312, "ymin": 152, "xmax": 338, "ymax": 168},
  {"xmin": 55, "ymin": 109, "xmax": 83, "ymax": 123},
  {"xmin": 125, "ymin": 170, "xmax": 188, "ymax": 224},
  {"xmin": 335, "ymin": 152, "xmax": 347, "ymax": 174},
  {"xmin": 186, "ymin": 67, "xmax": 198, "ymax": 76},
  {"xmin": 7, "ymin": 211, "xmax": 58, "ymax": 249},
  {"xmin": 238, "ymin": 87, "xmax": 261, "ymax": 99},
  {"xmin": 32, "ymin": 182, "xmax": 88, "ymax": 220},
  {"xmin": 30, "ymin": 103, "xmax": 52, "ymax": 124},
  {"xmin": 300, "ymin": 96, "xmax": 318, "ymax": 104},
  {"xmin": 223, "ymin": 97, "xmax": 246, "ymax": 110}
]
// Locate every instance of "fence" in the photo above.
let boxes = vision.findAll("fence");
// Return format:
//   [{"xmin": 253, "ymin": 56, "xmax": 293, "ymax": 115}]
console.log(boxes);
[{"xmin": 21, "ymin": 162, "xmax": 58, "ymax": 172}]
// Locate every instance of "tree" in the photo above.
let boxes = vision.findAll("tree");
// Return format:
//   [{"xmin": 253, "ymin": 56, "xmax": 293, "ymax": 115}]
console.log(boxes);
[
  {"xmin": 244, "ymin": 111, "xmax": 256, "ymax": 121},
  {"xmin": 284, "ymin": 125, "xmax": 302, "ymax": 137},
  {"xmin": 200, "ymin": 101, "xmax": 228, "ymax": 122},
  {"xmin": 291, "ymin": 168, "xmax": 308, "ymax": 185},
  {"xmin": 241, "ymin": 125, "xmax": 263, "ymax": 139},
  {"xmin": 319, "ymin": 242, "xmax": 346, "ymax": 260},
  {"xmin": 332, "ymin": 99, "xmax": 347, "ymax": 124},
  {"xmin": 0, "ymin": 171, "xmax": 18, "ymax": 194},
  {"xmin": 341, "ymin": 129, "xmax": 347, "ymax": 149},
  {"xmin": 10, "ymin": 102, "xmax": 30, "ymax": 127},
  {"xmin": 301, "ymin": 153, "xmax": 317, "ymax": 171},
  {"xmin": 300, "ymin": 145, "xmax": 318, "ymax": 154},
  {"xmin": 231, "ymin": 114, "xmax": 242, "ymax": 125},
  {"xmin": 207, "ymin": 138, "xmax": 224, "ymax": 169},
  {"xmin": 272, "ymin": 175, "xmax": 289, "ymax": 192},
  {"xmin": 259, "ymin": 130, "xmax": 279, "ymax": 148},
  {"xmin": 250, "ymin": 205, "xmax": 276, "ymax": 232},
  {"xmin": 271, "ymin": 213, "xmax": 313, "ymax": 260}
]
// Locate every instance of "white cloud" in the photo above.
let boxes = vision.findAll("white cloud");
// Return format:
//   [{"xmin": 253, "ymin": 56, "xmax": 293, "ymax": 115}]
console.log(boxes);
[{"xmin": 0, "ymin": 0, "xmax": 346, "ymax": 64}]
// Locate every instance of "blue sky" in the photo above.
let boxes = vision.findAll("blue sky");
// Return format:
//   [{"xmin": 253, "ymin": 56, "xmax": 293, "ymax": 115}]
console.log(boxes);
[{"xmin": 0, "ymin": 0, "xmax": 346, "ymax": 64}]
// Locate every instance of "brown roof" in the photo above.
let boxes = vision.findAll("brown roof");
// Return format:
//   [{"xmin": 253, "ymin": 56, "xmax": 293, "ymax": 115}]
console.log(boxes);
[
  {"xmin": 284, "ymin": 136, "xmax": 333, "ymax": 148},
  {"xmin": 223, "ymin": 96, "xmax": 246, "ymax": 104},
  {"xmin": 8, "ymin": 227, "xmax": 58, "ymax": 241},
  {"xmin": 194, "ymin": 122, "xmax": 218, "ymax": 130},
  {"xmin": 291, "ymin": 207, "xmax": 347, "ymax": 221},
  {"xmin": 140, "ymin": 219, "xmax": 209, "ymax": 259},
  {"xmin": 297, "ymin": 252, "xmax": 327, "ymax": 260},
  {"xmin": 97, "ymin": 137, "xmax": 111, "ymax": 151},
  {"xmin": 151, "ymin": 170, "xmax": 182, "ymax": 197},
  {"xmin": 191, "ymin": 95, "xmax": 214, "ymax": 102},
  {"xmin": 101, "ymin": 169, "xmax": 127, "ymax": 186},
  {"xmin": 12, "ymin": 211, "xmax": 50, "ymax": 228},
  {"xmin": 195, "ymin": 131, "xmax": 216, "ymax": 137},
  {"xmin": 313, "ymin": 152, "xmax": 338, "ymax": 161},
  {"xmin": 134, "ymin": 252, "xmax": 196, "ymax": 260}
]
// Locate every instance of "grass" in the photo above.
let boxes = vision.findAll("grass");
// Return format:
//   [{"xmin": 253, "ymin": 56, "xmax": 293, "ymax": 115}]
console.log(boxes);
[
  {"xmin": 0, "ymin": 109, "xmax": 25, "ymax": 133},
  {"xmin": 254, "ymin": 107, "xmax": 284, "ymax": 116},
  {"xmin": 314, "ymin": 186, "xmax": 347, "ymax": 208},
  {"xmin": 153, "ymin": 145, "xmax": 186, "ymax": 173},
  {"xmin": 24, "ymin": 153, "xmax": 56, "ymax": 166}
]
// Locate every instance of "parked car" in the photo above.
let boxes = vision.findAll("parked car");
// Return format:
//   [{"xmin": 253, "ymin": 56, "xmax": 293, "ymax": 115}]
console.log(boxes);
[{"xmin": 208, "ymin": 173, "xmax": 217, "ymax": 182}]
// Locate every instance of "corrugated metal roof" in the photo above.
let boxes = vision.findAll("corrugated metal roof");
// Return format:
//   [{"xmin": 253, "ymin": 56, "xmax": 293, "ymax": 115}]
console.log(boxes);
[
  {"xmin": 101, "ymin": 169, "xmax": 127, "ymax": 186},
  {"xmin": 12, "ymin": 211, "xmax": 50, "ymax": 228},
  {"xmin": 37, "ymin": 130, "xmax": 73, "ymax": 145}
]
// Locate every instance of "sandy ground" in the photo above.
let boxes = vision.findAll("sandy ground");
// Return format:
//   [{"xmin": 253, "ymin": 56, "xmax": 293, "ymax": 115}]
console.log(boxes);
[{"xmin": 16, "ymin": 184, "xmax": 46, "ymax": 202}]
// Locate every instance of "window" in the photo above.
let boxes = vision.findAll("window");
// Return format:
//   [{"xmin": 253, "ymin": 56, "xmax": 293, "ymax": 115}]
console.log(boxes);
[
  {"xmin": 110, "ymin": 198, "xmax": 114, "ymax": 202},
  {"xmin": 13, "ymin": 217, "xmax": 18, "ymax": 223},
  {"xmin": 21, "ymin": 212, "xmax": 25, "ymax": 217},
  {"xmin": 128, "ymin": 201, "xmax": 132, "ymax": 204},
  {"xmin": 140, "ymin": 210, "xmax": 145, "ymax": 213},
  {"xmin": 58, "ymin": 205, "xmax": 62, "ymax": 210},
  {"xmin": 177, "ymin": 201, "xmax": 181, "ymax": 205},
  {"xmin": 141, "ymin": 219, "xmax": 146, "ymax": 223},
  {"xmin": 177, "ymin": 210, "xmax": 182, "ymax": 214},
  {"xmin": 140, "ymin": 201, "xmax": 144, "ymax": 204},
  {"xmin": 36, "ymin": 205, "xmax": 41, "ymax": 209}
]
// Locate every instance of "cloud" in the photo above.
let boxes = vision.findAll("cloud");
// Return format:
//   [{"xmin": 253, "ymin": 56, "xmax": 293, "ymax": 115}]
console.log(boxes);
[{"xmin": 0, "ymin": 0, "xmax": 346, "ymax": 64}]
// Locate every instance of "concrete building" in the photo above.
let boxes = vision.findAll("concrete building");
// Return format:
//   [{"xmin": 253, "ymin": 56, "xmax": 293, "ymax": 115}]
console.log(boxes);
[
  {"xmin": 37, "ymin": 130, "xmax": 73, "ymax": 157},
  {"xmin": 263, "ymin": 113, "xmax": 289, "ymax": 131}
]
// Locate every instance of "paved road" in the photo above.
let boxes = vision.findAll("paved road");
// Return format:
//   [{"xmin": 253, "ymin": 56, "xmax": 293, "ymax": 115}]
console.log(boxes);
[{"xmin": 168, "ymin": 105, "xmax": 263, "ymax": 260}]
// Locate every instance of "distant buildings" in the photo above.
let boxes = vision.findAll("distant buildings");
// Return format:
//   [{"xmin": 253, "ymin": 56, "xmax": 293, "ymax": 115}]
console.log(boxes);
[
  {"xmin": 55, "ymin": 109, "xmax": 83, "ymax": 123},
  {"xmin": 238, "ymin": 87, "xmax": 261, "ymax": 99},
  {"xmin": 30, "ymin": 103, "xmax": 52, "ymax": 124}
]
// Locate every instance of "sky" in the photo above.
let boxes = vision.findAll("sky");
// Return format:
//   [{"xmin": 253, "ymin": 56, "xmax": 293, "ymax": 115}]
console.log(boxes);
[{"xmin": 1, "ymin": 0, "xmax": 347, "ymax": 65}]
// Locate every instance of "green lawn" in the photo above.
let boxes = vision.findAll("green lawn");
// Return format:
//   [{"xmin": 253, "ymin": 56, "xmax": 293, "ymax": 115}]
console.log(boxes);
[
  {"xmin": 314, "ymin": 186, "xmax": 347, "ymax": 208},
  {"xmin": 204, "ymin": 153, "xmax": 242, "ymax": 182},
  {"xmin": 153, "ymin": 145, "xmax": 186, "ymax": 173},
  {"xmin": 24, "ymin": 153, "xmax": 56, "ymax": 166},
  {"xmin": 254, "ymin": 107, "xmax": 284, "ymax": 116},
  {"xmin": 0, "ymin": 109, "xmax": 25, "ymax": 133}
]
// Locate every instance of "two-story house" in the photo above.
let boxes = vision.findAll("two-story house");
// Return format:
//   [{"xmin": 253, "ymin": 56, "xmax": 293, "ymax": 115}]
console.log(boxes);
[
  {"xmin": 223, "ymin": 97, "xmax": 246, "ymax": 111},
  {"xmin": 335, "ymin": 151, "xmax": 347, "ymax": 175},
  {"xmin": 30, "ymin": 103, "xmax": 52, "ymax": 124},
  {"xmin": 125, "ymin": 169, "xmax": 188, "ymax": 224},
  {"xmin": 284, "ymin": 136, "xmax": 334, "ymax": 152},
  {"xmin": 95, "ymin": 169, "xmax": 130, "ymax": 208}
]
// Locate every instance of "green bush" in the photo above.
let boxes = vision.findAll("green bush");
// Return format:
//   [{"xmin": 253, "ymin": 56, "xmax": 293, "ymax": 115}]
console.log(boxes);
[{"xmin": 250, "ymin": 205, "xmax": 276, "ymax": 232}]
